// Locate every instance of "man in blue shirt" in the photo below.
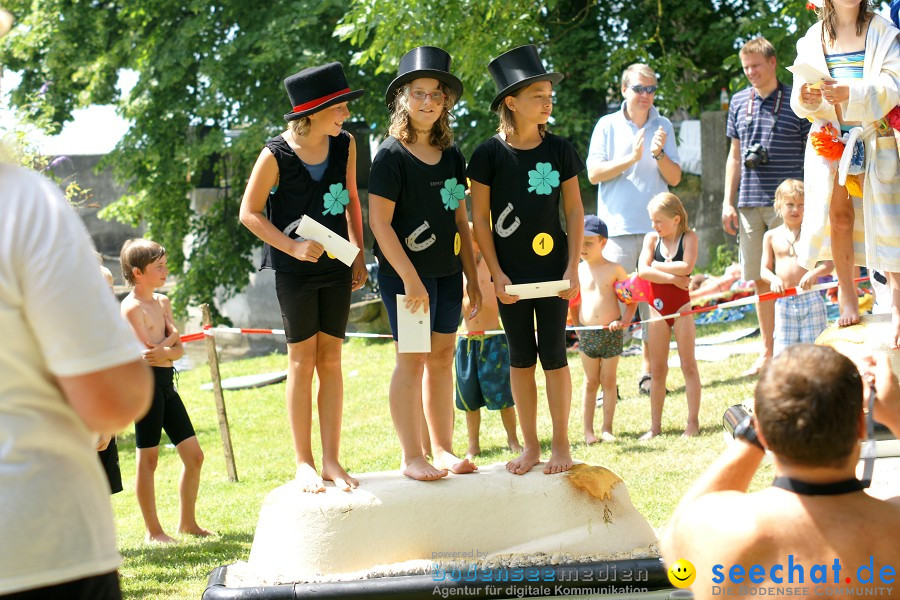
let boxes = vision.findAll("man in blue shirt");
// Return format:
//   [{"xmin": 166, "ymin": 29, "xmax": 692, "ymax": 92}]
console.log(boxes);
[
  {"xmin": 721, "ymin": 37, "xmax": 810, "ymax": 377},
  {"xmin": 587, "ymin": 63, "xmax": 682, "ymax": 395}
]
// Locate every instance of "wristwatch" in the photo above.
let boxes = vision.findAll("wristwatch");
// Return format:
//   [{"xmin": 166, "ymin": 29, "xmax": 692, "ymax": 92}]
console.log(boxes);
[
  {"xmin": 733, "ymin": 415, "xmax": 764, "ymax": 450},
  {"xmin": 653, "ymin": 149, "xmax": 665, "ymax": 160}
]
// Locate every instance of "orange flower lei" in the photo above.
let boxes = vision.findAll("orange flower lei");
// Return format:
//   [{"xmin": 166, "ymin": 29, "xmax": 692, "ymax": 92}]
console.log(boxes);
[{"xmin": 810, "ymin": 123, "xmax": 845, "ymax": 161}]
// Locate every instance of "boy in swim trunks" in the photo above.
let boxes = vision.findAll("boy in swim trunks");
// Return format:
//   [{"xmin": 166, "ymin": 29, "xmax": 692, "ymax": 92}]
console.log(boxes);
[
  {"xmin": 760, "ymin": 179, "xmax": 833, "ymax": 356},
  {"xmin": 120, "ymin": 238, "xmax": 213, "ymax": 543},
  {"xmin": 570, "ymin": 216, "xmax": 636, "ymax": 444},
  {"xmin": 456, "ymin": 226, "xmax": 523, "ymax": 458}
]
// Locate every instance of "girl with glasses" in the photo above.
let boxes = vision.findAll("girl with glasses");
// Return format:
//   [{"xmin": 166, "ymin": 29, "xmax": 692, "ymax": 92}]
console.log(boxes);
[{"xmin": 369, "ymin": 46, "xmax": 481, "ymax": 481}]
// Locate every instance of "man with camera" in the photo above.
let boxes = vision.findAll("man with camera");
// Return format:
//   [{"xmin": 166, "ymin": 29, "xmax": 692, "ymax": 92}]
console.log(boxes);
[
  {"xmin": 662, "ymin": 345, "xmax": 900, "ymax": 598},
  {"xmin": 721, "ymin": 37, "xmax": 810, "ymax": 377}
]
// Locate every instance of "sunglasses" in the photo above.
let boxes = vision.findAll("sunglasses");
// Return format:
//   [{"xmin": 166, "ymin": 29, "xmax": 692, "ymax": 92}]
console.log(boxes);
[{"xmin": 629, "ymin": 84, "xmax": 658, "ymax": 95}]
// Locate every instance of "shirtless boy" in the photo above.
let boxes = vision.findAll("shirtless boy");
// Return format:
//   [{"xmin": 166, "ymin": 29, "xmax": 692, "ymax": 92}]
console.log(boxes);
[
  {"xmin": 120, "ymin": 238, "xmax": 212, "ymax": 543},
  {"xmin": 570, "ymin": 216, "xmax": 636, "ymax": 444},
  {"xmin": 456, "ymin": 226, "xmax": 522, "ymax": 458},
  {"xmin": 760, "ymin": 179, "xmax": 834, "ymax": 356}
]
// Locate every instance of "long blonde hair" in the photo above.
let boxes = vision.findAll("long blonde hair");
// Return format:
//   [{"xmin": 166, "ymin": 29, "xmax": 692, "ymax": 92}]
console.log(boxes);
[
  {"xmin": 648, "ymin": 192, "xmax": 690, "ymax": 235},
  {"xmin": 387, "ymin": 82, "xmax": 457, "ymax": 150}
]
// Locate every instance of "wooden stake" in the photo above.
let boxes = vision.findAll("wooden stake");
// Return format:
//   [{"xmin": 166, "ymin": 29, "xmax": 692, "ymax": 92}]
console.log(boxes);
[{"xmin": 201, "ymin": 304, "xmax": 238, "ymax": 482}]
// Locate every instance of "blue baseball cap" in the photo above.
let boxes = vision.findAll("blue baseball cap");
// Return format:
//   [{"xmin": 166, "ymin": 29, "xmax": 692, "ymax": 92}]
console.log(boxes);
[{"xmin": 584, "ymin": 215, "xmax": 608, "ymax": 238}]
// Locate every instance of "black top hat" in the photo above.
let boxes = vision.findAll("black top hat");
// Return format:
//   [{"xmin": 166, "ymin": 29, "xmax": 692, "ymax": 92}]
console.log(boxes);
[
  {"xmin": 384, "ymin": 46, "xmax": 464, "ymax": 108},
  {"xmin": 488, "ymin": 45, "xmax": 563, "ymax": 112},
  {"xmin": 283, "ymin": 62, "xmax": 365, "ymax": 122}
]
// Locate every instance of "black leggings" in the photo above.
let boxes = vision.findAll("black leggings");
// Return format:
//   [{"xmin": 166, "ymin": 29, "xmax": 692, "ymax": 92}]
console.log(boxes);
[{"xmin": 497, "ymin": 296, "xmax": 568, "ymax": 370}]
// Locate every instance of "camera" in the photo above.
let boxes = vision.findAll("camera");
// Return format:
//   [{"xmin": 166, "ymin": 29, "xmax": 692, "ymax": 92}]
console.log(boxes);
[{"xmin": 743, "ymin": 144, "xmax": 769, "ymax": 169}]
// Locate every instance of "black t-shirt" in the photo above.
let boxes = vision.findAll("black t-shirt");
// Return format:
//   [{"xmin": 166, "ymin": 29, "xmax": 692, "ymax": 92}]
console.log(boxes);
[
  {"xmin": 467, "ymin": 132, "xmax": 585, "ymax": 283},
  {"xmin": 259, "ymin": 131, "xmax": 352, "ymax": 282},
  {"xmin": 369, "ymin": 136, "xmax": 467, "ymax": 278}
]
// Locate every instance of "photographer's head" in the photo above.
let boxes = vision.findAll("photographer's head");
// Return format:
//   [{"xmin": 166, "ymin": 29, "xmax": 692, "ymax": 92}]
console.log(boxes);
[{"xmin": 755, "ymin": 345, "xmax": 863, "ymax": 468}]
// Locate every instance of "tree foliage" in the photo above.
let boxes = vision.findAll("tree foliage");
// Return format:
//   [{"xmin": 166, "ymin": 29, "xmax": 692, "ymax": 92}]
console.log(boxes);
[{"xmin": 1, "ymin": 1, "xmax": 885, "ymax": 318}]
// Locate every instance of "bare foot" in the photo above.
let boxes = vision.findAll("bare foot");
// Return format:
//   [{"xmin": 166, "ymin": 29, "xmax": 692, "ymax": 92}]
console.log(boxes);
[
  {"xmin": 295, "ymin": 462, "xmax": 325, "ymax": 493},
  {"xmin": 508, "ymin": 439, "xmax": 524, "ymax": 454},
  {"xmin": 434, "ymin": 450, "xmax": 478, "ymax": 474},
  {"xmin": 465, "ymin": 444, "xmax": 481, "ymax": 459},
  {"xmin": 146, "ymin": 532, "xmax": 177, "ymax": 544},
  {"xmin": 544, "ymin": 449, "xmax": 574, "ymax": 474},
  {"xmin": 506, "ymin": 447, "xmax": 541, "ymax": 475},
  {"xmin": 322, "ymin": 460, "xmax": 359, "ymax": 491},
  {"xmin": 682, "ymin": 423, "xmax": 700, "ymax": 437},
  {"xmin": 585, "ymin": 431, "xmax": 599, "ymax": 445},
  {"xmin": 838, "ymin": 294, "xmax": 860, "ymax": 327},
  {"xmin": 402, "ymin": 456, "xmax": 448, "ymax": 481},
  {"xmin": 639, "ymin": 430, "xmax": 660, "ymax": 441},
  {"xmin": 600, "ymin": 431, "xmax": 617, "ymax": 443},
  {"xmin": 741, "ymin": 355, "xmax": 769, "ymax": 377},
  {"xmin": 178, "ymin": 525, "xmax": 215, "ymax": 537}
]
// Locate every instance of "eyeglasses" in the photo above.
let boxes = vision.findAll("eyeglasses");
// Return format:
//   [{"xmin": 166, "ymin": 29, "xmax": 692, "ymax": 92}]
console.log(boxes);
[
  {"xmin": 410, "ymin": 90, "xmax": 445, "ymax": 102},
  {"xmin": 629, "ymin": 84, "xmax": 658, "ymax": 95}
]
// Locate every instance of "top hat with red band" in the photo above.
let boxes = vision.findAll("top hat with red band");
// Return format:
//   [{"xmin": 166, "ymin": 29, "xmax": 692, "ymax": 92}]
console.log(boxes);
[
  {"xmin": 283, "ymin": 62, "xmax": 365, "ymax": 122},
  {"xmin": 385, "ymin": 46, "xmax": 464, "ymax": 108},
  {"xmin": 488, "ymin": 45, "xmax": 563, "ymax": 112}
]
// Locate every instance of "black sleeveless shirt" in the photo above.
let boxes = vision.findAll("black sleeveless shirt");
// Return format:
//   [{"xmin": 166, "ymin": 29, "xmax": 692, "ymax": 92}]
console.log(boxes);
[{"xmin": 260, "ymin": 131, "xmax": 352, "ymax": 282}]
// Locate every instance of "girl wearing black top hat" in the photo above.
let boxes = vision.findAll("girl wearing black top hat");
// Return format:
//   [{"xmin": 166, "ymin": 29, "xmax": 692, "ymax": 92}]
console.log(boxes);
[
  {"xmin": 239, "ymin": 62, "xmax": 366, "ymax": 493},
  {"xmin": 469, "ymin": 45, "xmax": 585, "ymax": 476},
  {"xmin": 369, "ymin": 46, "xmax": 481, "ymax": 481}
]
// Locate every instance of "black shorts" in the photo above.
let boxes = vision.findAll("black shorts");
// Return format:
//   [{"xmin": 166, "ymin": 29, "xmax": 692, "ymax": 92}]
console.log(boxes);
[
  {"xmin": 275, "ymin": 271, "xmax": 352, "ymax": 343},
  {"xmin": 98, "ymin": 436, "xmax": 123, "ymax": 494},
  {"xmin": 135, "ymin": 367, "xmax": 196, "ymax": 449},
  {"xmin": 0, "ymin": 571, "xmax": 121, "ymax": 600},
  {"xmin": 497, "ymin": 296, "xmax": 569, "ymax": 370}
]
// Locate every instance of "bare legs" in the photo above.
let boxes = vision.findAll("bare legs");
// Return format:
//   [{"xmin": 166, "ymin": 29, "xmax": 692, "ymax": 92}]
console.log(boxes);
[
  {"xmin": 887, "ymin": 272, "xmax": 900, "ymax": 348},
  {"xmin": 424, "ymin": 333, "xmax": 476, "ymax": 474},
  {"xmin": 745, "ymin": 279, "xmax": 774, "ymax": 376},
  {"xmin": 506, "ymin": 364, "xmax": 573, "ymax": 475},
  {"xmin": 830, "ymin": 183, "xmax": 860, "ymax": 327},
  {"xmin": 464, "ymin": 407, "xmax": 521, "ymax": 458},
  {"xmin": 286, "ymin": 332, "xmax": 357, "ymax": 492},
  {"xmin": 135, "ymin": 436, "xmax": 212, "ymax": 542},
  {"xmin": 580, "ymin": 354, "xmax": 619, "ymax": 444},
  {"xmin": 642, "ymin": 310, "xmax": 701, "ymax": 439}
]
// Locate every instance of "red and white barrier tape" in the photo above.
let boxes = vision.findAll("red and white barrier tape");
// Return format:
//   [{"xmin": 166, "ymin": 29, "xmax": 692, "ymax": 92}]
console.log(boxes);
[{"xmin": 179, "ymin": 276, "xmax": 868, "ymax": 343}]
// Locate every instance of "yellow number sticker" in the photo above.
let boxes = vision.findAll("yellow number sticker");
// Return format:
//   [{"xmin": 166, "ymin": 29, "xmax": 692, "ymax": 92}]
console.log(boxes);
[
  {"xmin": 326, "ymin": 251, "xmax": 335, "ymax": 260},
  {"xmin": 532, "ymin": 233, "xmax": 553, "ymax": 256},
  {"xmin": 454, "ymin": 232, "xmax": 461, "ymax": 255}
]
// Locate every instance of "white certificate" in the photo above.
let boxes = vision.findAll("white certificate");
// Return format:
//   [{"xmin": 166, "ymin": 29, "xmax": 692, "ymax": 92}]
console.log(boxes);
[
  {"xmin": 786, "ymin": 63, "xmax": 836, "ymax": 89},
  {"xmin": 505, "ymin": 280, "xmax": 570, "ymax": 300},
  {"xmin": 396, "ymin": 294, "xmax": 431, "ymax": 353},
  {"xmin": 296, "ymin": 215, "xmax": 360, "ymax": 267}
]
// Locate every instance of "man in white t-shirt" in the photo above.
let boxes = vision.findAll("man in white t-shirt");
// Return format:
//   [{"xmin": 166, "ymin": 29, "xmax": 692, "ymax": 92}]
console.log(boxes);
[{"xmin": 0, "ymin": 159, "xmax": 152, "ymax": 598}]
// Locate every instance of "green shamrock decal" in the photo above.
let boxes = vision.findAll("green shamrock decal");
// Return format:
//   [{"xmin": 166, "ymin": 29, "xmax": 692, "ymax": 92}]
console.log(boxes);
[
  {"xmin": 440, "ymin": 178, "xmax": 466, "ymax": 211},
  {"xmin": 527, "ymin": 162, "xmax": 560, "ymax": 195},
  {"xmin": 322, "ymin": 183, "xmax": 350, "ymax": 216}
]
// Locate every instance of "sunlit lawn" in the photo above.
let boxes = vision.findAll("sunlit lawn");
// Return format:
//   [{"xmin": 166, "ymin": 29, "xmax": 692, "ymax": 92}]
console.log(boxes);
[{"xmin": 112, "ymin": 311, "xmax": 775, "ymax": 599}]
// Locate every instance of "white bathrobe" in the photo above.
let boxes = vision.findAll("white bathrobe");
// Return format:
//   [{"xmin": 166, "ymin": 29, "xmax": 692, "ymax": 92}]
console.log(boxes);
[{"xmin": 790, "ymin": 14, "xmax": 900, "ymax": 273}]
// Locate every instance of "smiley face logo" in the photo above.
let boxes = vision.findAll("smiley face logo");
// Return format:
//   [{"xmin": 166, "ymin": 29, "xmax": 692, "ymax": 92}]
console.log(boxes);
[{"xmin": 668, "ymin": 559, "xmax": 696, "ymax": 588}]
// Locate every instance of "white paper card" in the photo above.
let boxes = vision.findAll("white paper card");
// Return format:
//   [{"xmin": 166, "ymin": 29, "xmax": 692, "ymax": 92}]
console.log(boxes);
[
  {"xmin": 786, "ymin": 63, "xmax": 836, "ymax": 89},
  {"xmin": 296, "ymin": 215, "xmax": 360, "ymax": 267},
  {"xmin": 396, "ymin": 295, "xmax": 431, "ymax": 353},
  {"xmin": 505, "ymin": 280, "xmax": 570, "ymax": 300}
]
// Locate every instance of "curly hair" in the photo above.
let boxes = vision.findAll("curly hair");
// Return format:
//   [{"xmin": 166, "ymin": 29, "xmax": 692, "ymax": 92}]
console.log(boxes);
[
  {"xmin": 387, "ymin": 82, "xmax": 457, "ymax": 150},
  {"xmin": 821, "ymin": 0, "xmax": 869, "ymax": 45}
]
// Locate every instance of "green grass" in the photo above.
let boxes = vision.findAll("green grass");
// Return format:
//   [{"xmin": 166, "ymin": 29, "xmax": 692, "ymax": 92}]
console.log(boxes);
[{"xmin": 112, "ymin": 313, "xmax": 776, "ymax": 599}]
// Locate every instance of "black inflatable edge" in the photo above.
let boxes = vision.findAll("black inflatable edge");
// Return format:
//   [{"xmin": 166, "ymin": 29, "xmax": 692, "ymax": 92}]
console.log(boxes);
[{"xmin": 203, "ymin": 558, "xmax": 672, "ymax": 599}]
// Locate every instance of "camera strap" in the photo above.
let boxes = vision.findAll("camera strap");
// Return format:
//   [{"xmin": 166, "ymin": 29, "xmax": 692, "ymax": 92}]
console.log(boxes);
[{"xmin": 745, "ymin": 83, "xmax": 784, "ymax": 148}]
